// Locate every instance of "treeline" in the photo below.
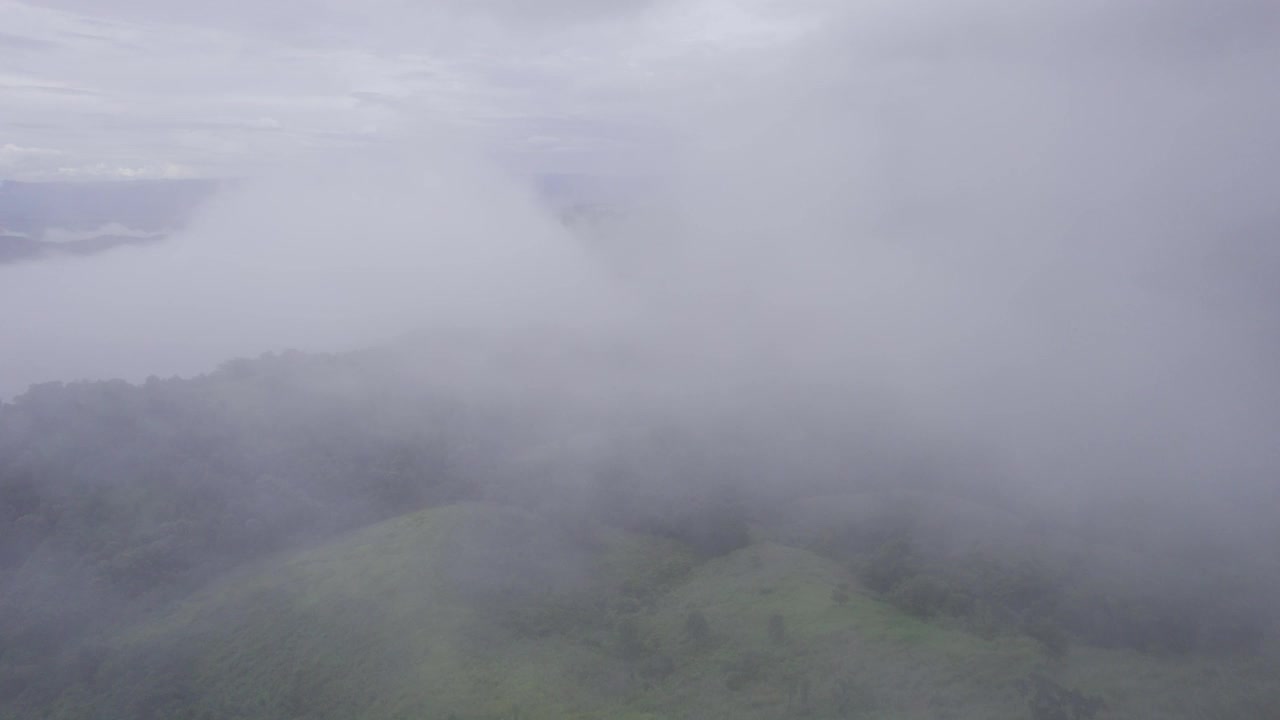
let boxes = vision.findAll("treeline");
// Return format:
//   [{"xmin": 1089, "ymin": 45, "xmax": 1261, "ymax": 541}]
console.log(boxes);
[
  {"xmin": 0, "ymin": 351, "xmax": 479, "ymax": 699},
  {"xmin": 0, "ymin": 343, "xmax": 1274, "ymax": 711},
  {"xmin": 815, "ymin": 526, "xmax": 1269, "ymax": 658}
]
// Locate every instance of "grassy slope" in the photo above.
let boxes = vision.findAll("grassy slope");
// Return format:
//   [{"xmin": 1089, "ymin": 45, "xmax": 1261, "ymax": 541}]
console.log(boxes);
[{"xmin": 32, "ymin": 503, "xmax": 1277, "ymax": 720}]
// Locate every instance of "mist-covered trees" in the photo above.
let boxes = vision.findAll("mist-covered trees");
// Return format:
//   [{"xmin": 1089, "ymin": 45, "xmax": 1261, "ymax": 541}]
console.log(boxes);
[
  {"xmin": 0, "ymin": 351, "xmax": 477, "ymax": 703},
  {"xmin": 683, "ymin": 610, "xmax": 710, "ymax": 646},
  {"xmin": 844, "ymin": 527, "xmax": 1266, "ymax": 659},
  {"xmin": 0, "ymin": 342, "xmax": 1274, "ymax": 716}
]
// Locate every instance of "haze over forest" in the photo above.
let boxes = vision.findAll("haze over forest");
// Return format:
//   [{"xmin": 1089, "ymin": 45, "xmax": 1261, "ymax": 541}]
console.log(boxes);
[{"xmin": 1, "ymin": 1, "xmax": 1278, "ymax": 718}]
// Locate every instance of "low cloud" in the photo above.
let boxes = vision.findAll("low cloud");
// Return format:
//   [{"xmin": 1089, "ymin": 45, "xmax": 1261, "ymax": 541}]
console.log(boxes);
[
  {"xmin": 53, "ymin": 162, "xmax": 194, "ymax": 179},
  {"xmin": 2, "ymin": 0, "xmax": 1278, "ymax": 579}
]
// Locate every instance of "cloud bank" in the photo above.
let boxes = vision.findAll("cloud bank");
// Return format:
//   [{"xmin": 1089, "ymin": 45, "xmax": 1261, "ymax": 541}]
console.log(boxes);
[{"xmin": 2, "ymin": 1, "xmax": 1278, "ymax": 555}]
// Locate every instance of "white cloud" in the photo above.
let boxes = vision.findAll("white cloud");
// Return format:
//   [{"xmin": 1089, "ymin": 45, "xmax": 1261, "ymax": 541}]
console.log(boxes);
[
  {"xmin": 0, "ymin": 143, "xmax": 63, "ymax": 160},
  {"xmin": 0, "ymin": 143, "xmax": 68, "ymax": 175},
  {"xmin": 53, "ymin": 162, "xmax": 194, "ymax": 179}
]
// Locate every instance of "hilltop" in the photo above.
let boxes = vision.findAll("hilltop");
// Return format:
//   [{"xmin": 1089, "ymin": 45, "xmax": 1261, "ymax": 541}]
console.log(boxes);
[
  {"xmin": 1, "ymin": 346, "xmax": 1277, "ymax": 719},
  {"xmin": 13, "ymin": 502, "xmax": 1276, "ymax": 720}
]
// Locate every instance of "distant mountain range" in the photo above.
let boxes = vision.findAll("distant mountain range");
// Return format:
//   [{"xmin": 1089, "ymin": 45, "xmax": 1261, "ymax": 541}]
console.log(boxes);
[
  {"xmin": 0, "ymin": 178, "xmax": 219, "ymax": 264},
  {"xmin": 0, "ymin": 173, "xmax": 636, "ymax": 265}
]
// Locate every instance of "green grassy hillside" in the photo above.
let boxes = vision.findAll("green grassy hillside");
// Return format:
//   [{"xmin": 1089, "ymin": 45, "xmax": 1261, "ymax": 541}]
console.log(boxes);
[{"xmin": 25, "ymin": 503, "xmax": 1277, "ymax": 720}]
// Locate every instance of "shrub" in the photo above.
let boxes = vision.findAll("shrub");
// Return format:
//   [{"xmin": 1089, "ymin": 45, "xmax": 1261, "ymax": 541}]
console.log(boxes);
[
  {"xmin": 615, "ymin": 619, "xmax": 647, "ymax": 662},
  {"xmin": 889, "ymin": 575, "xmax": 952, "ymax": 619},
  {"xmin": 767, "ymin": 613, "xmax": 786, "ymax": 645},
  {"xmin": 1024, "ymin": 618, "xmax": 1070, "ymax": 659},
  {"xmin": 638, "ymin": 654, "xmax": 675, "ymax": 684},
  {"xmin": 861, "ymin": 540, "xmax": 916, "ymax": 595},
  {"xmin": 683, "ymin": 610, "xmax": 710, "ymax": 646},
  {"xmin": 831, "ymin": 675, "xmax": 876, "ymax": 716},
  {"xmin": 832, "ymin": 582, "xmax": 851, "ymax": 606},
  {"xmin": 722, "ymin": 652, "xmax": 765, "ymax": 692},
  {"xmin": 1022, "ymin": 674, "xmax": 1104, "ymax": 720}
]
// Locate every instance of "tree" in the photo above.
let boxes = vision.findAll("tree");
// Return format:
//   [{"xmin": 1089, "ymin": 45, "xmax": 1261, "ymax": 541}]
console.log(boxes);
[
  {"xmin": 768, "ymin": 613, "xmax": 786, "ymax": 645},
  {"xmin": 683, "ymin": 610, "xmax": 710, "ymax": 646},
  {"xmin": 832, "ymin": 582, "xmax": 851, "ymax": 606},
  {"xmin": 889, "ymin": 575, "xmax": 951, "ymax": 619},
  {"xmin": 861, "ymin": 540, "xmax": 915, "ymax": 595},
  {"xmin": 1023, "ymin": 674, "xmax": 1104, "ymax": 720}
]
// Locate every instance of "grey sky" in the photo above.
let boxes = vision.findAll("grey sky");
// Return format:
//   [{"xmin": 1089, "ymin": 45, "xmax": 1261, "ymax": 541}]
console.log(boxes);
[
  {"xmin": 0, "ymin": 0, "xmax": 817, "ymax": 179},
  {"xmin": 7, "ymin": 0, "xmax": 1273, "ymax": 180}
]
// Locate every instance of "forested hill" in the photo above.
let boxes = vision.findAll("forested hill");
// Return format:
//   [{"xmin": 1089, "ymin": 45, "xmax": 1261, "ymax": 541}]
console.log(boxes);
[{"xmin": 0, "ymin": 342, "xmax": 1276, "ymax": 718}]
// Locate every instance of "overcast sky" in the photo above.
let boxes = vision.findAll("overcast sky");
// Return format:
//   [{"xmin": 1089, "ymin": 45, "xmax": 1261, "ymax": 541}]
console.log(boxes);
[
  {"xmin": 0, "ymin": 0, "xmax": 825, "ymax": 180},
  {"xmin": 5, "ymin": 0, "xmax": 1278, "ymax": 180}
]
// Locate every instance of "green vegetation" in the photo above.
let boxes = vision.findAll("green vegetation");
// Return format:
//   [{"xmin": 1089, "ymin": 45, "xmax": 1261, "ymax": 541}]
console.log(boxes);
[
  {"xmin": 8, "ymin": 504, "xmax": 1271, "ymax": 719},
  {"xmin": 0, "ymin": 350, "xmax": 1276, "ymax": 719}
]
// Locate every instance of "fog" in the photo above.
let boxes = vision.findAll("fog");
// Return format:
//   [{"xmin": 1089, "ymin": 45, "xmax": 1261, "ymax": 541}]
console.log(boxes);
[{"xmin": 4, "ymin": 0, "xmax": 1280, "ymax": 583}]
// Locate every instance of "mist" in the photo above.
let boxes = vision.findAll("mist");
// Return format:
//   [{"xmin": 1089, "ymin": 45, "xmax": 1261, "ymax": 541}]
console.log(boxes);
[
  {"xmin": 5, "ymin": 0, "xmax": 1280, "ymax": 531},
  {"xmin": 2, "ymin": 3, "xmax": 1280, "ymax": 711}
]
